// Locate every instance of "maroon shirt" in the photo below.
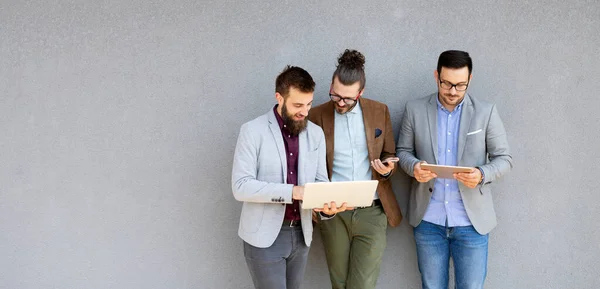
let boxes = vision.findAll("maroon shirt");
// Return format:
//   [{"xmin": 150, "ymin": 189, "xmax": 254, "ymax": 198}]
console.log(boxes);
[{"xmin": 273, "ymin": 105, "xmax": 301, "ymax": 221}]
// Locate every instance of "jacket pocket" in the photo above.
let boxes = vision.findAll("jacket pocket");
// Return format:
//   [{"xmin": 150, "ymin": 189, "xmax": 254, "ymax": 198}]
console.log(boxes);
[{"xmin": 240, "ymin": 202, "xmax": 265, "ymax": 233}]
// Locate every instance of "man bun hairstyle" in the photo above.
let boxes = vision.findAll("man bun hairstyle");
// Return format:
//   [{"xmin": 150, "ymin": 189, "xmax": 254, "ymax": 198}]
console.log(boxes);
[{"xmin": 332, "ymin": 49, "xmax": 366, "ymax": 90}]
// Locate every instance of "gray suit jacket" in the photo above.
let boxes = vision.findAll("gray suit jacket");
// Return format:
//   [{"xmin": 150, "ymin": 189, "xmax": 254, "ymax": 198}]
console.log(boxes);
[
  {"xmin": 396, "ymin": 93, "xmax": 513, "ymax": 234},
  {"xmin": 232, "ymin": 108, "xmax": 328, "ymax": 248}
]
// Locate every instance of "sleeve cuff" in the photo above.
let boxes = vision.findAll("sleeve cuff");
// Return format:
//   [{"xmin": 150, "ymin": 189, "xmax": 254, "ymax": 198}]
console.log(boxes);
[{"xmin": 477, "ymin": 167, "xmax": 485, "ymax": 185}]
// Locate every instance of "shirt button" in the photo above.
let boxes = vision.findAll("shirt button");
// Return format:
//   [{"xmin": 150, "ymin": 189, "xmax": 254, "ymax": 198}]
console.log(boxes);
[
  {"xmin": 290, "ymin": 153, "xmax": 293, "ymax": 156},
  {"xmin": 288, "ymin": 135, "xmax": 291, "ymax": 138},
  {"xmin": 290, "ymin": 172, "xmax": 293, "ymax": 174},
  {"xmin": 445, "ymin": 201, "xmax": 449, "ymax": 204},
  {"xmin": 447, "ymin": 149, "xmax": 451, "ymax": 153},
  {"xmin": 446, "ymin": 184, "xmax": 449, "ymax": 186},
  {"xmin": 448, "ymin": 132, "xmax": 451, "ymax": 135}
]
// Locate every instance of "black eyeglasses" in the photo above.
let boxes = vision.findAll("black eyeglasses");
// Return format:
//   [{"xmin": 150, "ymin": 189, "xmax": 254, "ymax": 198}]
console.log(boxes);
[
  {"xmin": 329, "ymin": 89, "xmax": 360, "ymax": 105},
  {"xmin": 439, "ymin": 79, "xmax": 469, "ymax": 92}
]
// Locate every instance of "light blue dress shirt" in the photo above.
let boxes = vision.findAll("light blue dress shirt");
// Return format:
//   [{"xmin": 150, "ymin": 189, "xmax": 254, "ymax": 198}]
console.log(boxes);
[
  {"xmin": 422, "ymin": 97, "xmax": 472, "ymax": 227},
  {"xmin": 331, "ymin": 102, "xmax": 378, "ymax": 199}
]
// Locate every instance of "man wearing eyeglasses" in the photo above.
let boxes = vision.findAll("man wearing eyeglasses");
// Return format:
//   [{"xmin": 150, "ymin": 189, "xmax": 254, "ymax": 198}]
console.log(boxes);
[
  {"xmin": 232, "ymin": 66, "xmax": 349, "ymax": 289},
  {"xmin": 308, "ymin": 49, "xmax": 402, "ymax": 289},
  {"xmin": 396, "ymin": 50, "xmax": 513, "ymax": 289}
]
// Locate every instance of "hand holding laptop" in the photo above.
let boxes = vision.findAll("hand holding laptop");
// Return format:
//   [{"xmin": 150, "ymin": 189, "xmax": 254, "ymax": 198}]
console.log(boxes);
[
  {"xmin": 292, "ymin": 185, "xmax": 305, "ymax": 200},
  {"xmin": 301, "ymin": 180, "xmax": 379, "ymax": 209},
  {"xmin": 314, "ymin": 201, "xmax": 354, "ymax": 215},
  {"xmin": 294, "ymin": 186, "xmax": 353, "ymax": 214}
]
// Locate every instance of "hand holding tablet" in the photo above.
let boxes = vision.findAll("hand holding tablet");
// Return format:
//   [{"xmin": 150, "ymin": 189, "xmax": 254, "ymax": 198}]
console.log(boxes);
[{"xmin": 420, "ymin": 164, "xmax": 474, "ymax": 179}]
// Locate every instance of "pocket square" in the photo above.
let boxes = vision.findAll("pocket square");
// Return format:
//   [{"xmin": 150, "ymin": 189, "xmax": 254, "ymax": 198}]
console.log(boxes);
[
  {"xmin": 466, "ymin": 129, "xmax": 482, "ymax": 136},
  {"xmin": 375, "ymin": 128, "xmax": 382, "ymax": 138}
]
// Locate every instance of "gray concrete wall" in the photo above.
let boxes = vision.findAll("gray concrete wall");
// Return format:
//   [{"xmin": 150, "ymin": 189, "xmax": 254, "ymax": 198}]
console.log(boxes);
[{"xmin": 1, "ymin": 1, "xmax": 599, "ymax": 288}]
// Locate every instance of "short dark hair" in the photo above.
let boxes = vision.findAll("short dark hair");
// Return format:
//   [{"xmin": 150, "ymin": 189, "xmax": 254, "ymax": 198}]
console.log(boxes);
[
  {"xmin": 437, "ymin": 50, "xmax": 473, "ymax": 75},
  {"xmin": 275, "ymin": 65, "xmax": 315, "ymax": 97},
  {"xmin": 332, "ymin": 49, "xmax": 366, "ymax": 90}
]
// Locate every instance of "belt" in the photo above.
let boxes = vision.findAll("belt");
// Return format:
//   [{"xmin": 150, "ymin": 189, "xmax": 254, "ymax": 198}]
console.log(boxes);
[
  {"xmin": 356, "ymin": 199, "xmax": 382, "ymax": 209},
  {"xmin": 282, "ymin": 219, "xmax": 302, "ymax": 227}
]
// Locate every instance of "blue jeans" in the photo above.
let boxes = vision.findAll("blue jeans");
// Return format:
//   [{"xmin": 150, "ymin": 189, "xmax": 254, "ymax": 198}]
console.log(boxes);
[{"xmin": 413, "ymin": 220, "xmax": 489, "ymax": 289}]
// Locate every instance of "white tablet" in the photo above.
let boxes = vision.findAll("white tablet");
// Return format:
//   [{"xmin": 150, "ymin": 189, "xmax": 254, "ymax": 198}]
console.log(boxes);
[
  {"xmin": 420, "ymin": 164, "xmax": 474, "ymax": 179},
  {"xmin": 301, "ymin": 180, "xmax": 378, "ymax": 209}
]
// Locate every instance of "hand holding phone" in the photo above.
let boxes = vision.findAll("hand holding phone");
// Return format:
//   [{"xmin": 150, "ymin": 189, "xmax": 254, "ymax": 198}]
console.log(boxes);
[
  {"xmin": 372, "ymin": 157, "xmax": 398, "ymax": 176},
  {"xmin": 381, "ymin": 157, "xmax": 399, "ymax": 164}
]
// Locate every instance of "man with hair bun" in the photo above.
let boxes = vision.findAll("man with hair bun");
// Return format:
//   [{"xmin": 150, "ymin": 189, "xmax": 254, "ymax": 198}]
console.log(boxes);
[{"xmin": 309, "ymin": 49, "xmax": 403, "ymax": 289}]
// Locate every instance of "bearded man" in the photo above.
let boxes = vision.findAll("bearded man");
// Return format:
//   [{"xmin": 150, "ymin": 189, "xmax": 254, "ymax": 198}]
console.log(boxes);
[{"xmin": 231, "ymin": 65, "xmax": 350, "ymax": 289}]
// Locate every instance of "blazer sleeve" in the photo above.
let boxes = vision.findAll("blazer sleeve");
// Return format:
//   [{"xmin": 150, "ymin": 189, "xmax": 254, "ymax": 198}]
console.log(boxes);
[
  {"xmin": 396, "ymin": 103, "xmax": 421, "ymax": 177},
  {"xmin": 231, "ymin": 123, "xmax": 294, "ymax": 203},
  {"xmin": 377, "ymin": 104, "xmax": 398, "ymax": 180},
  {"xmin": 479, "ymin": 104, "xmax": 513, "ymax": 184}
]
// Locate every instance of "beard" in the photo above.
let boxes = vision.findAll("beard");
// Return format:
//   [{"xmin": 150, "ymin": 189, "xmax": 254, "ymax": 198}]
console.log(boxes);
[
  {"xmin": 334, "ymin": 101, "xmax": 358, "ymax": 115},
  {"xmin": 281, "ymin": 102, "xmax": 308, "ymax": 135},
  {"xmin": 439, "ymin": 91, "xmax": 465, "ymax": 107}
]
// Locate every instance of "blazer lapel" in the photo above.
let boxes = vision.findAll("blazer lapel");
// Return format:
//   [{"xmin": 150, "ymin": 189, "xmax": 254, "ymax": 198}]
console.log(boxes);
[
  {"xmin": 298, "ymin": 129, "xmax": 307, "ymax": 184},
  {"xmin": 321, "ymin": 102, "xmax": 335, "ymax": 179},
  {"xmin": 268, "ymin": 111, "xmax": 287, "ymax": 181},
  {"xmin": 427, "ymin": 95, "xmax": 439, "ymax": 164},
  {"xmin": 457, "ymin": 94, "xmax": 474, "ymax": 164},
  {"xmin": 359, "ymin": 98, "xmax": 376, "ymax": 162}
]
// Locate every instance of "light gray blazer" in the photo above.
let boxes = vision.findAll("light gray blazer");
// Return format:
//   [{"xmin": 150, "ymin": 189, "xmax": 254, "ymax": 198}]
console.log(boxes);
[
  {"xmin": 396, "ymin": 93, "xmax": 513, "ymax": 234},
  {"xmin": 232, "ymin": 108, "xmax": 328, "ymax": 248}
]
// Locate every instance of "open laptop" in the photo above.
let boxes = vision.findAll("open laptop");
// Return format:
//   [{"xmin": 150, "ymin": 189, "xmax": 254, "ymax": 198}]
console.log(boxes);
[{"xmin": 301, "ymin": 180, "xmax": 378, "ymax": 209}]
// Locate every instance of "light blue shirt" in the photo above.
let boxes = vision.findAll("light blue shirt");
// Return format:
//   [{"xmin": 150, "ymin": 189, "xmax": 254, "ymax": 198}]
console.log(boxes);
[
  {"xmin": 422, "ymin": 97, "xmax": 472, "ymax": 227},
  {"xmin": 331, "ymin": 102, "xmax": 378, "ymax": 199}
]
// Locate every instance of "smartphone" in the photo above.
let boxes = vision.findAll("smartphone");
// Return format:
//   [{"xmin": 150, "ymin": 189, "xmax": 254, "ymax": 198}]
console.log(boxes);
[{"xmin": 381, "ymin": 157, "xmax": 399, "ymax": 164}]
